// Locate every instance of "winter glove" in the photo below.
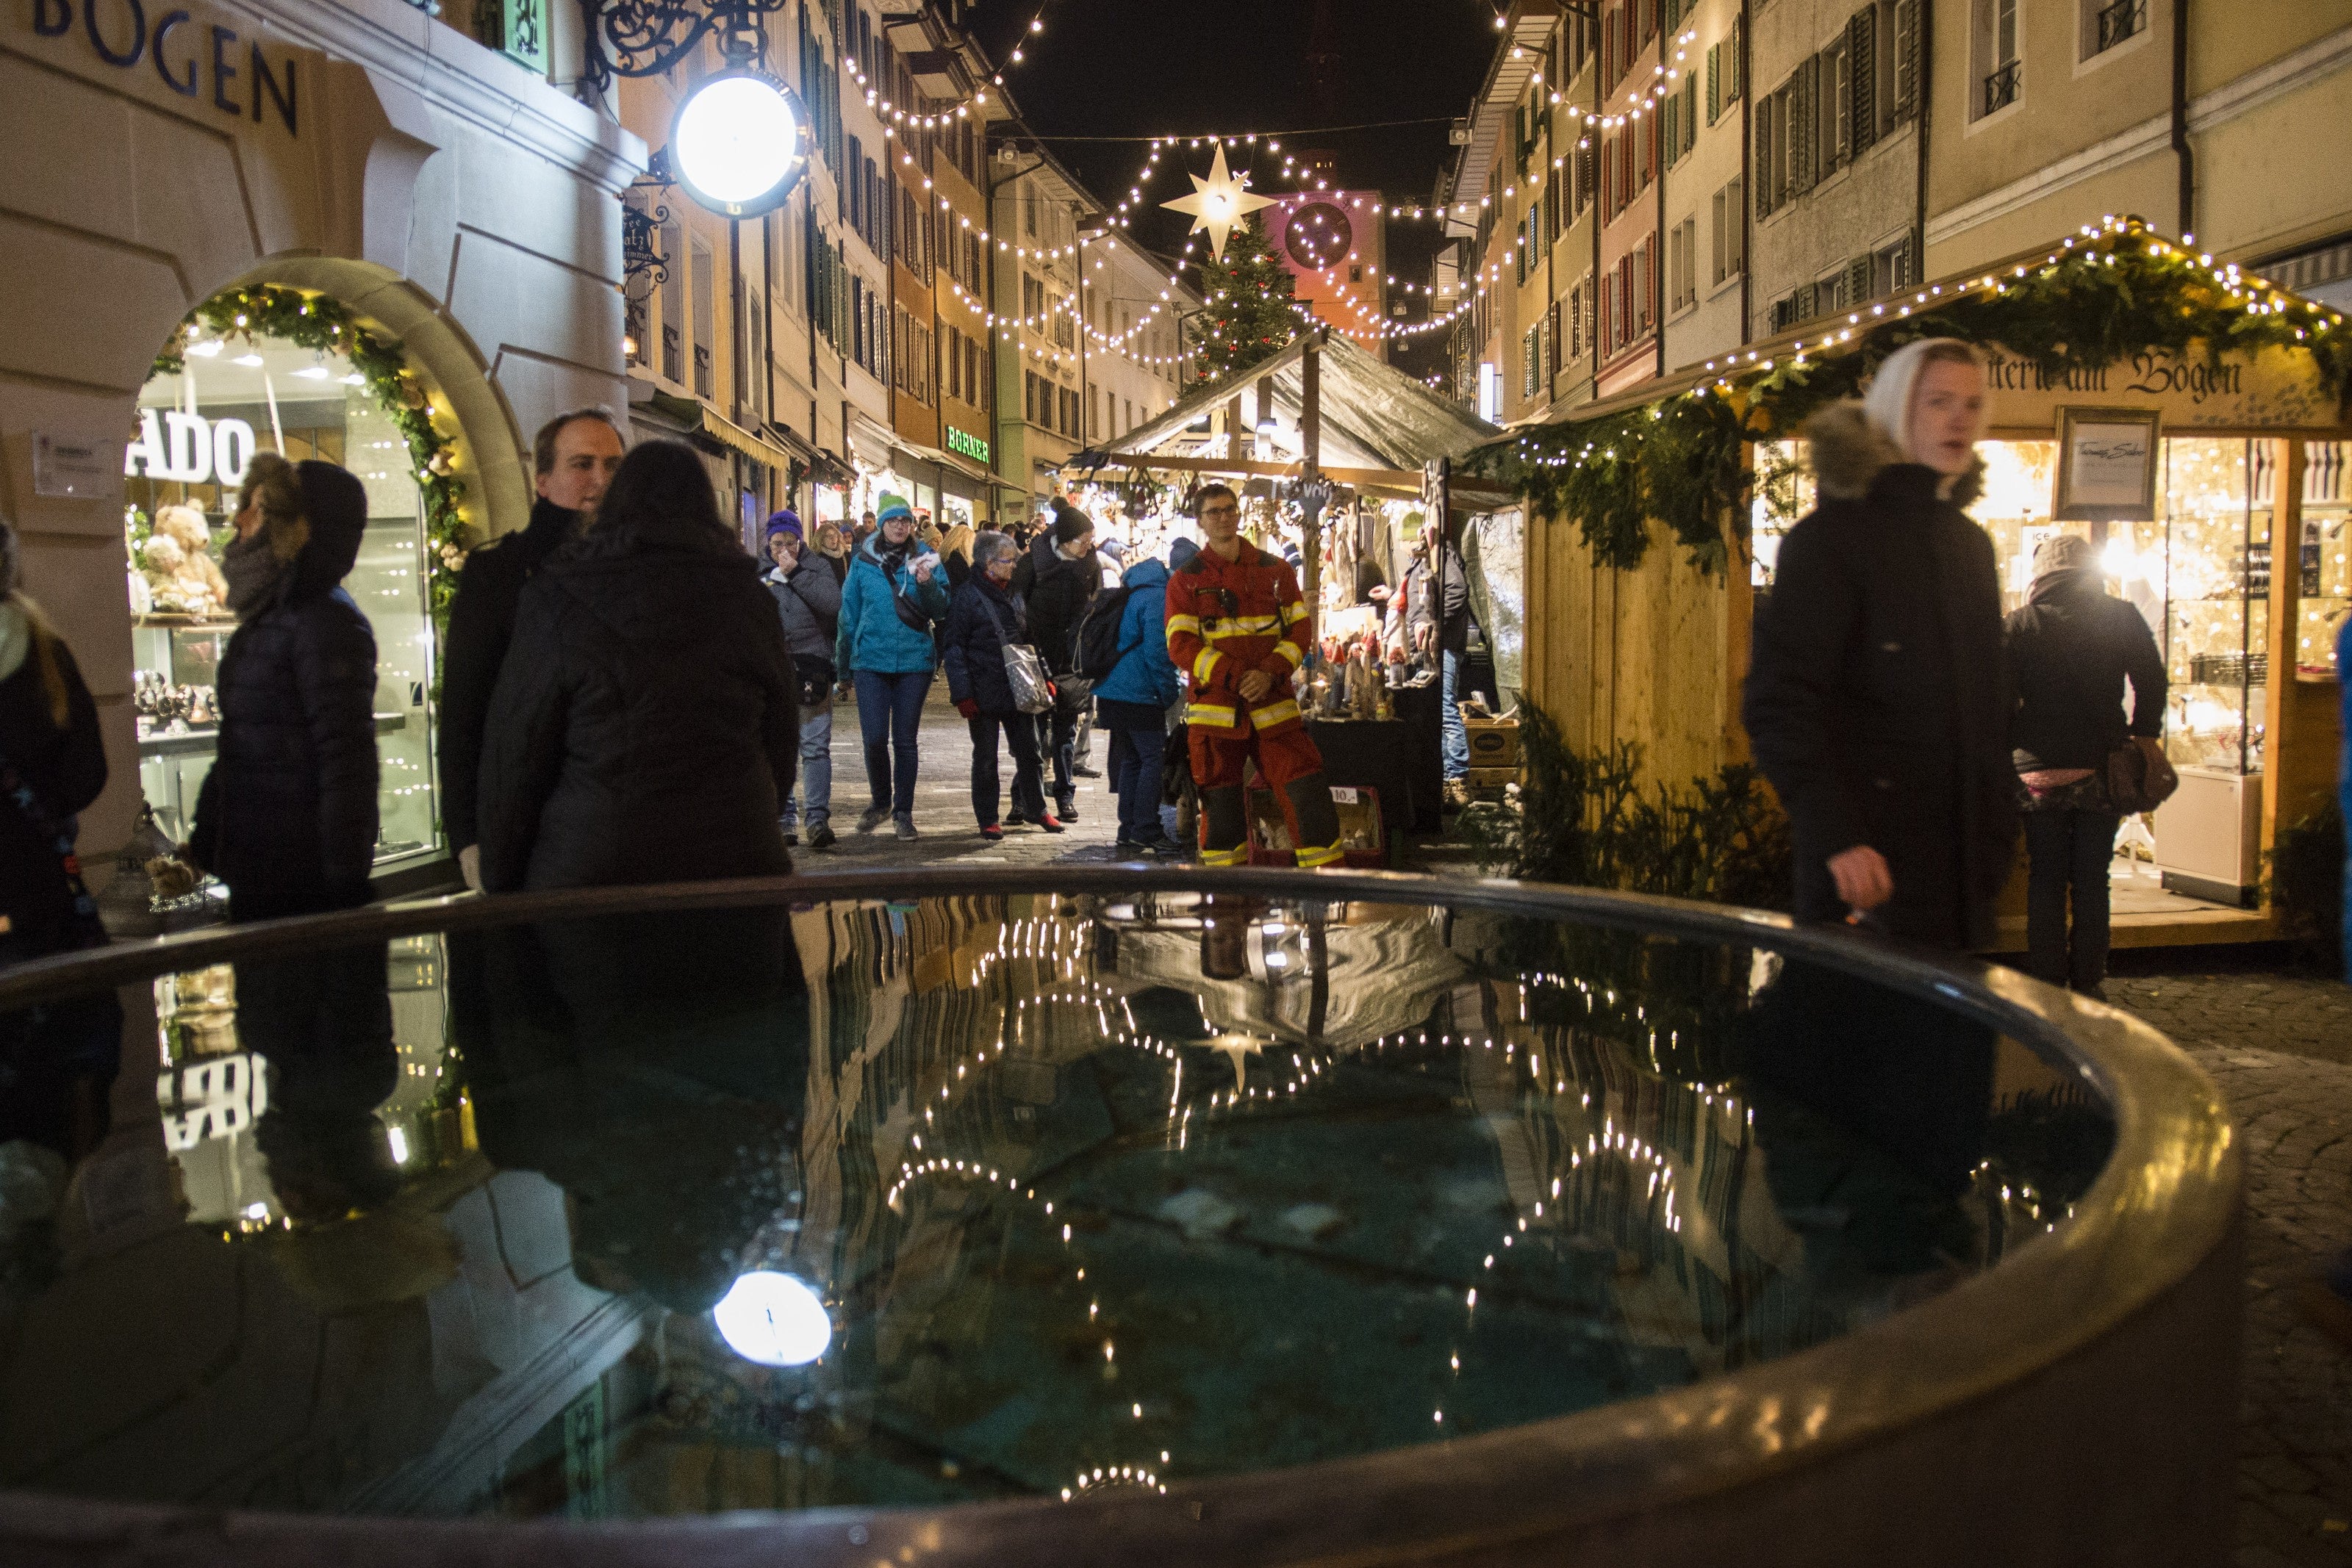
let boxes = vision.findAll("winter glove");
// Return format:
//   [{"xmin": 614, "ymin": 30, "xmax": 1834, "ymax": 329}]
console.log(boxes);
[{"xmin": 957, "ymin": 698, "xmax": 980, "ymax": 719}]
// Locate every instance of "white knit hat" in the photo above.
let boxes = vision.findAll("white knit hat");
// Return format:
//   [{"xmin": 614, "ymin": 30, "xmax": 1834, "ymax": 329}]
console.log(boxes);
[{"xmin": 1860, "ymin": 337, "xmax": 1983, "ymax": 459}]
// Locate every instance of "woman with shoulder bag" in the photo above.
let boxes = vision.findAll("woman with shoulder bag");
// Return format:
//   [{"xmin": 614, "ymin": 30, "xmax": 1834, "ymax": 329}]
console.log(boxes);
[
  {"xmin": 835, "ymin": 494, "xmax": 948, "ymax": 840},
  {"xmin": 762, "ymin": 511, "xmax": 841, "ymax": 849},
  {"xmin": 942, "ymin": 531, "xmax": 1058, "ymax": 841},
  {"xmin": 2004, "ymin": 532, "xmax": 2169, "ymax": 998}
]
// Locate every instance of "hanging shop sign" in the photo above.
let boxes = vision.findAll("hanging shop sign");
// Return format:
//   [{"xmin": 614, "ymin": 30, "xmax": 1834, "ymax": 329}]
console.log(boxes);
[
  {"xmin": 945, "ymin": 425, "xmax": 991, "ymax": 464},
  {"xmin": 124, "ymin": 409, "xmax": 257, "ymax": 487},
  {"xmin": 28, "ymin": 0, "xmax": 301, "ymax": 137}
]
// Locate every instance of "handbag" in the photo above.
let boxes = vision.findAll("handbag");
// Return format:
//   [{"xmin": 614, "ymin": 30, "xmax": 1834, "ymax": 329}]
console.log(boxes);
[
  {"xmin": 2106, "ymin": 738, "xmax": 2180, "ymax": 815},
  {"xmin": 975, "ymin": 591, "xmax": 1053, "ymax": 715}
]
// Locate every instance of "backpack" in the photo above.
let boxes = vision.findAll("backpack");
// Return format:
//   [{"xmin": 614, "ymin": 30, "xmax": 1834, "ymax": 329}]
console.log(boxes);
[{"xmin": 1073, "ymin": 584, "xmax": 1139, "ymax": 683}]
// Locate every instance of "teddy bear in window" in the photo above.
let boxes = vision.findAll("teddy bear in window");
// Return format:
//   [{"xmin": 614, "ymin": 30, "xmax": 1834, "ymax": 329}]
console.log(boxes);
[
  {"xmin": 140, "ymin": 534, "xmax": 223, "ymax": 616},
  {"xmin": 151, "ymin": 505, "xmax": 230, "ymax": 609}
]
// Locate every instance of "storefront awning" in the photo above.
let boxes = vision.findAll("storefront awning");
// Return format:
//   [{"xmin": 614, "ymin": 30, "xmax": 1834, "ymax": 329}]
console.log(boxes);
[
  {"xmin": 634, "ymin": 390, "xmax": 800, "ymax": 472},
  {"xmin": 890, "ymin": 437, "xmax": 994, "ymax": 498}
]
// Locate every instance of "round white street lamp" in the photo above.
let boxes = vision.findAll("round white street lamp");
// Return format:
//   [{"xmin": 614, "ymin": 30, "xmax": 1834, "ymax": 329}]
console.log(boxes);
[{"xmin": 669, "ymin": 69, "xmax": 814, "ymax": 218}]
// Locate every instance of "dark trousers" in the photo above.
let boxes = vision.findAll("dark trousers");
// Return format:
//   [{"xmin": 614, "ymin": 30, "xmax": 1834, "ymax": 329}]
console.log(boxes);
[
  {"xmin": 1108, "ymin": 719, "xmax": 1166, "ymax": 843},
  {"xmin": 2024, "ymin": 808, "xmax": 2120, "ymax": 991},
  {"xmin": 967, "ymin": 713, "xmax": 1047, "ymax": 827},
  {"xmin": 853, "ymin": 669, "xmax": 932, "ymax": 816},
  {"xmin": 1039, "ymin": 693, "xmax": 1083, "ymax": 802}
]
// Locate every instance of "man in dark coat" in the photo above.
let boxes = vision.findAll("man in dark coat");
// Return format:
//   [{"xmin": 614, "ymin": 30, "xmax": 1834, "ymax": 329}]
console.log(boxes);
[
  {"xmin": 762, "ymin": 511, "xmax": 842, "ymax": 849},
  {"xmin": 1010, "ymin": 500, "xmax": 1099, "ymax": 819},
  {"xmin": 476, "ymin": 440, "xmax": 797, "ymax": 893},
  {"xmin": 942, "ymin": 530, "xmax": 1054, "ymax": 837},
  {"xmin": 437, "ymin": 409, "xmax": 624, "ymax": 890},
  {"xmin": 191, "ymin": 456, "xmax": 380, "ymax": 922},
  {"xmin": 1743, "ymin": 342, "xmax": 2016, "ymax": 950}
]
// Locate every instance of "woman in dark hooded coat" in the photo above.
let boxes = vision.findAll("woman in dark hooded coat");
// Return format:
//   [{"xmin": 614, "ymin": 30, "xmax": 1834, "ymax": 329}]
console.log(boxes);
[
  {"xmin": 1742, "ymin": 338, "xmax": 2017, "ymax": 949},
  {"xmin": 190, "ymin": 453, "xmax": 379, "ymax": 922},
  {"xmin": 476, "ymin": 439, "xmax": 798, "ymax": 891}
]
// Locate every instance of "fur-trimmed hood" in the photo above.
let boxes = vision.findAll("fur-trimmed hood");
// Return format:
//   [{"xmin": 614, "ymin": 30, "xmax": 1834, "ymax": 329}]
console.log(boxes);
[{"xmin": 1803, "ymin": 400, "xmax": 1984, "ymax": 508}]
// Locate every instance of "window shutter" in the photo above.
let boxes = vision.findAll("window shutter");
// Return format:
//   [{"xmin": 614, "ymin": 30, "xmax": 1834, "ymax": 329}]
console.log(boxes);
[
  {"xmin": 1730, "ymin": 15, "xmax": 1743, "ymax": 101},
  {"xmin": 1684, "ymin": 73, "xmax": 1698, "ymax": 155},
  {"xmin": 1712, "ymin": 187, "xmax": 1726, "ymax": 281},
  {"xmin": 1664, "ymin": 96, "xmax": 1679, "ymax": 167},
  {"xmin": 1754, "ymin": 96, "xmax": 1776, "ymax": 215},
  {"xmin": 1893, "ymin": 0, "xmax": 1918, "ymax": 121},
  {"xmin": 1795, "ymin": 57, "xmax": 1818, "ymax": 193},
  {"xmin": 1850, "ymin": 7, "xmax": 1879, "ymax": 154},
  {"xmin": 1707, "ymin": 43, "xmax": 1721, "ymax": 124},
  {"xmin": 1847, "ymin": 255, "xmax": 1873, "ymax": 306}
]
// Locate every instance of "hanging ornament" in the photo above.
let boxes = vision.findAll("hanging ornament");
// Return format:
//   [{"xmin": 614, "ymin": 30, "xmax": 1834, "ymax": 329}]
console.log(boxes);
[{"xmin": 1161, "ymin": 144, "xmax": 1276, "ymax": 260}]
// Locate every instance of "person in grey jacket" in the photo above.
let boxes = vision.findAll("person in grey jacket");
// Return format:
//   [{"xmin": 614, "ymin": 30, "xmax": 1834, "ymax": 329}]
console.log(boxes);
[{"xmin": 763, "ymin": 511, "xmax": 841, "ymax": 849}]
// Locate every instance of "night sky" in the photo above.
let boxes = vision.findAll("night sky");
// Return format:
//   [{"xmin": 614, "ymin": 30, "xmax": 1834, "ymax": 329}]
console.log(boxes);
[{"xmin": 964, "ymin": 0, "xmax": 1503, "ymax": 376}]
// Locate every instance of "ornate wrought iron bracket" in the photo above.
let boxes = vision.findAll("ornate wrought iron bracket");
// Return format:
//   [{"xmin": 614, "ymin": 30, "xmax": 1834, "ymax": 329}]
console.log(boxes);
[{"xmin": 576, "ymin": 0, "xmax": 789, "ymax": 100}]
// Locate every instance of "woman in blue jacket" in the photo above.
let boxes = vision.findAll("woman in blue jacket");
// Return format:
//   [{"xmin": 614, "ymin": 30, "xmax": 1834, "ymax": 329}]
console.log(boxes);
[
  {"xmin": 1093, "ymin": 552, "xmax": 1182, "ymax": 857},
  {"xmin": 836, "ymin": 493, "xmax": 948, "ymax": 838}
]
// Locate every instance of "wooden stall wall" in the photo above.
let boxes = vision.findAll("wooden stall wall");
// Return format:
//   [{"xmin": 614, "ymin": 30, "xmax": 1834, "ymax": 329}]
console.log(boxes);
[{"xmin": 1519, "ymin": 508, "xmax": 1749, "ymax": 792}]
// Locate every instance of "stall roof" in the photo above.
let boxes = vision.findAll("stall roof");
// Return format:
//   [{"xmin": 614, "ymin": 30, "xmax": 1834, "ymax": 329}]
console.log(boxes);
[{"xmin": 1069, "ymin": 333, "xmax": 1502, "ymax": 478}]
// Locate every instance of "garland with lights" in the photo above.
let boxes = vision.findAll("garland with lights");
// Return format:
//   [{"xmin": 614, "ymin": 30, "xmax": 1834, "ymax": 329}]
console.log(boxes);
[
  {"xmin": 1464, "ymin": 217, "xmax": 2352, "ymax": 577},
  {"xmin": 1186, "ymin": 218, "xmax": 1302, "ymax": 389},
  {"xmin": 154, "ymin": 284, "xmax": 469, "ymax": 616}
]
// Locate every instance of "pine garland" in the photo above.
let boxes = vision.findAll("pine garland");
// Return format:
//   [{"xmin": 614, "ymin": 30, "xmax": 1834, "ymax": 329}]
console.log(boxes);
[
  {"xmin": 154, "ymin": 285, "xmax": 470, "ymax": 616},
  {"xmin": 1466, "ymin": 217, "xmax": 2352, "ymax": 576}
]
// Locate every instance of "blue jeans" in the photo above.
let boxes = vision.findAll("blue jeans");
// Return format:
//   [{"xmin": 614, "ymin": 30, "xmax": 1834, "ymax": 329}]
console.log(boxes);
[
  {"xmin": 778, "ymin": 701, "xmax": 832, "ymax": 832},
  {"xmin": 1441, "ymin": 648, "xmax": 1470, "ymax": 780},
  {"xmin": 1109, "ymin": 720, "xmax": 1166, "ymax": 843},
  {"xmin": 853, "ymin": 669, "xmax": 931, "ymax": 816}
]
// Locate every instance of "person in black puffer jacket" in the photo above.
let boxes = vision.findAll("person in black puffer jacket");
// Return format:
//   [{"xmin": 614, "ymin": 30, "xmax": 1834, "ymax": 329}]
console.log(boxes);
[
  {"xmin": 2004, "ymin": 533, "xmax": 2167, "ymax": 996},
  {"xmin": 190, "ymin": 454, "xmax": 379, "ymax": 923},
  {"xmin": 1010, "ymin": 500, "xmax": 1099, "ymax": 818},
  {"xmin": 476, "ymin": 439, "xmax": 797, "ymax": 892},
  {"xmin": 1743, "ymin": 339, "xmax": 2017, "ymax": 950},
  {"xmin": 942, "ymin": 530, "xmax": 1053, "ymax": 838}
]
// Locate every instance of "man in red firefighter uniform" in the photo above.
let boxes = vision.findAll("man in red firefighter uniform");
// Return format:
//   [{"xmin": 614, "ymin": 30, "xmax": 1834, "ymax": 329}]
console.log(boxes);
[{"xmin": 1165, "ymin": 484, "xmax": 1344, "ymax": 868}]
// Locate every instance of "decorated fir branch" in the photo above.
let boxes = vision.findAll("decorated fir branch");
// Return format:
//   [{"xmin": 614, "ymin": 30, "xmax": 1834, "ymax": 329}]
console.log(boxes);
[
  {"xmin": 1184, "ymin": 217, "xmax": 1303, "ymax": 392},
  {"xmin": 1465, "ymin": 216, "xmax": 2352, "ymax": 578},
  {"xmin": 153, "ymin": 285, "xmax": 470, "ymax": 617}
]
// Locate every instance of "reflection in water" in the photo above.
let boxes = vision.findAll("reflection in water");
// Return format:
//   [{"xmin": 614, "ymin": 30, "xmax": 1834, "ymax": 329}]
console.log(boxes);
[{"xmin": 0, "ymin": 893, "xmax": 2112, "ymax": 1522}]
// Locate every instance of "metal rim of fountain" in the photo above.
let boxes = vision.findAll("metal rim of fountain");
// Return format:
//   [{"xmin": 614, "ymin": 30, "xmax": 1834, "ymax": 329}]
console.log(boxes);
[{"xmin": 0, "ymin": 867, "xmax": 2240, "ymax": 1567}]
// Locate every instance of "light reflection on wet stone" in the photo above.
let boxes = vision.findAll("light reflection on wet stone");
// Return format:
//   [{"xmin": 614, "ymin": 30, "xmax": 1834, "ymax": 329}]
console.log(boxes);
[{"xmin": 0, "ymin": 893, "xmax": 2111, "ymax": 1520}]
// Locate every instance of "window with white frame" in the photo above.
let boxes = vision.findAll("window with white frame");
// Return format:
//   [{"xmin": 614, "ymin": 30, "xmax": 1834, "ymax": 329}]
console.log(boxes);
[
  {"xmin": 2079, "ymin": 0, "xmax": 2145, "ymax": 59},
  {"xmin": 1668, "ymin": 217, "xmax": 1698, "ymax": 313},
  {"xmin": 1712, "ymin": 177, "xmax": 1746, "ymax": 284},
  {"xmin": 1971, "ymin": 0, "xmax": 2022, "ymax": 118}
]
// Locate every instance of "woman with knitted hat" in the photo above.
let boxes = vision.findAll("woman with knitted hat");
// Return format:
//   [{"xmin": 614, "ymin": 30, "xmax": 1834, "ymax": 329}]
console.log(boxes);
[
  {"xmin": 836, "ymin": 492, "xmax": 948, "ymax": 838},
  {"xmin": 1742, "ymin": 337, "xmax": 2016, "ymax": 949}
]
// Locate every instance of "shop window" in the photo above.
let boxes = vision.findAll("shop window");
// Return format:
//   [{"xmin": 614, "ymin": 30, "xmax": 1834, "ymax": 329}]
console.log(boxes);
[
  {"xmin": 125, "ymin": 310, "xmax": 445, "ymax": 876},
  {"xmin": 2298, "ymin": 441, "xmax": 2350, "ymax": 680}
]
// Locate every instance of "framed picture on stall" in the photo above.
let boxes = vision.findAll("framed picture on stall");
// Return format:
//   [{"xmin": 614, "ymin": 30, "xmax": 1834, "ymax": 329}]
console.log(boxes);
[{"xmin": 2053, "ymin": 406, "xmax": 2162, "ymax": 521}]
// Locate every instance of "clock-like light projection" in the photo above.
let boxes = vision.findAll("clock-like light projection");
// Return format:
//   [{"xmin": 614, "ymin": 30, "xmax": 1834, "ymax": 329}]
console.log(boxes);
[{"xmin": 670, "ymin": 71, "xmax": 814, "ymax": 217}]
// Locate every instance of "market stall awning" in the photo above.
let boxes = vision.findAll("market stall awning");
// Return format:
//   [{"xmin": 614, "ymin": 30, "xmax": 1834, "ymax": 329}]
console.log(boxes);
[{"xmin": 1066, "ymin": 333, "xmax": 1499, "ymax": 481}]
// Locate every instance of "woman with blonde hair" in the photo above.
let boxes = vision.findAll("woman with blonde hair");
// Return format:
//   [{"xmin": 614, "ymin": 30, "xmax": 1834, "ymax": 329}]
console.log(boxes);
[
  {"xmin": 0, "ymin": 515, "xmax": 107, "ymax": 965},
  {"xmin": 190, "ymin": 451, "xmax": 381, "ymax": 921},
  {"xmin": 1743, "ymin": 337, "xmax": 2017, "ymax": 949}
]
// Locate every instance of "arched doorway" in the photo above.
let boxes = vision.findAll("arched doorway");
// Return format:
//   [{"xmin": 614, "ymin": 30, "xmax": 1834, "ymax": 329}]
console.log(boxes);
[{"xmin": 121, "ymin": 274, "xmax": 519, "ymax": 883}]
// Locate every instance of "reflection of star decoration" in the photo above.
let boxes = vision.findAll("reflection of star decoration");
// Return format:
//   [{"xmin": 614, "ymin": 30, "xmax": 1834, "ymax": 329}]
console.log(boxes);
[
  {"xmin": 1161, "ymin": 145, "xmax": 1277, "ymax": 260},
  {"xmin": 1204, "ymin": 1032, "xmax": 1264, "ymax": 1093}
]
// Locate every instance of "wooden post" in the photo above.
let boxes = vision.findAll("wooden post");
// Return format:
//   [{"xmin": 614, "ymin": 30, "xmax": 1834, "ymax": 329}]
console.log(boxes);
[
  {"xmin": 1301, "ymin": 332, "xmax": 1323, "ymax": 645},
  {"xmin": 1227, "ymin": 392, "xmax": 1244, "ymax": 465}
]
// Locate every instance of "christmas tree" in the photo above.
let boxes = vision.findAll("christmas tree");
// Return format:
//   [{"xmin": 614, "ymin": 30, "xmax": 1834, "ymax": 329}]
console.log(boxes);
[{"xmin": 1186, "ymin": 217, "xmax": 1302, "ymax": 392}]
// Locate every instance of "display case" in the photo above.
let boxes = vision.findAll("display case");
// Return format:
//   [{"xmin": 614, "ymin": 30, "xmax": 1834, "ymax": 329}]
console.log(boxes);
[
  {"xmin": 2148, "ymin": 437, "xmax": 2271, "ymax": 905},
  {"xmin": 126, "ymin": 328, "xmax": 443, "ymax": 877},
  {"xmin": 2298, "ymin": 439, "xmax": 2351, "ymax": 681}
]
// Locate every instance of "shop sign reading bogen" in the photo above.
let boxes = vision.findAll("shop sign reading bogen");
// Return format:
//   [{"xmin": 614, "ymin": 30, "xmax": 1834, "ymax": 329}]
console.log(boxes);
[
  {"xmin": 27, "ymin": 0, "xmax": 300, "ymax": 137},
  {"xmin": 1982, "ymin": 342, "xmax": 2334, "ymax": 430},
  {"xmin": 125, "ymin": 409, "xmax": 257, "ymax": 487}
]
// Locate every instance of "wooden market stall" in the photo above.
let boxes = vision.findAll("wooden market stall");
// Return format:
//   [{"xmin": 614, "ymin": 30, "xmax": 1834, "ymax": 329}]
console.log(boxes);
[{"xmin": 1472, "ymin": 217, "xmax": 2351, "ymax": 949}]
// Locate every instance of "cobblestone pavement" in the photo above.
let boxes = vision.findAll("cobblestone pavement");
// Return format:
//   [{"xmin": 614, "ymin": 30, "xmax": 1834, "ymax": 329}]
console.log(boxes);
[
  {"xmin": 2101, "ymin": 961, "xmax": 2352, "ymax": 1566},
  {"xmin": 782, "ymin": 688, "xmax": 1133, "ymax": 873}
]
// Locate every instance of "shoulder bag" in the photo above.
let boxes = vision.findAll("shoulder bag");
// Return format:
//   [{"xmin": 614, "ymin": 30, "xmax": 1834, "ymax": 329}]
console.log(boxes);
[
  {"xmin": 2106, "ymin": 737, "xmax": 2180, "ymax": 815},
  {"xmin": 974, "ymin": 591, "xmax": 1053, "ymax": 715}
]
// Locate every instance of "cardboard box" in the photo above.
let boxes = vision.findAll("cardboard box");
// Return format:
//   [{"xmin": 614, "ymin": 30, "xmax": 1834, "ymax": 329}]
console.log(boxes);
[
  {"xmin": 1461, "ymin": 712, "xmax": 1521, "ymax": 769},
  {"xmin": 1466, "ymin": 766, "xmax": 1520, "ymax": 790}
]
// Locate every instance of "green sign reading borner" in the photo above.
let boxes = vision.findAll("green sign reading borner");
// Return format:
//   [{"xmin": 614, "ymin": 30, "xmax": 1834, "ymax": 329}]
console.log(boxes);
[{"xmin": 945, "ymin": 425, "xmax": 989, "ymax": 464}]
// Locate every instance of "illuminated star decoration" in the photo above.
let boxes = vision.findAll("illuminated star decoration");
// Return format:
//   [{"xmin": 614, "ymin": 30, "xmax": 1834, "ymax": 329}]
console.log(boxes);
[{"xmin": 1161, "ymin": 144, "xmax": 1277, "ymax": 260}]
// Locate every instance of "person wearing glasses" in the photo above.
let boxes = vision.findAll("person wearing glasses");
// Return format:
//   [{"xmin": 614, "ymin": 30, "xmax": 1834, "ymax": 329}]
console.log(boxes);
[{"xmin": 1163, "ymin": 485, "xmax": 1343, "ymax": 868}]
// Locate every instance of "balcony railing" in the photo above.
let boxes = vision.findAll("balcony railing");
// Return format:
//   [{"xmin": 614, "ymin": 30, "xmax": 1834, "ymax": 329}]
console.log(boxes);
[
  {"xmin": 2095, "ymin": 0, "xmax": 2147, "ymax": 54},
  {"xmin": 1982, "ymin": 59, "xmax": 2021, "ymax": 117}
]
